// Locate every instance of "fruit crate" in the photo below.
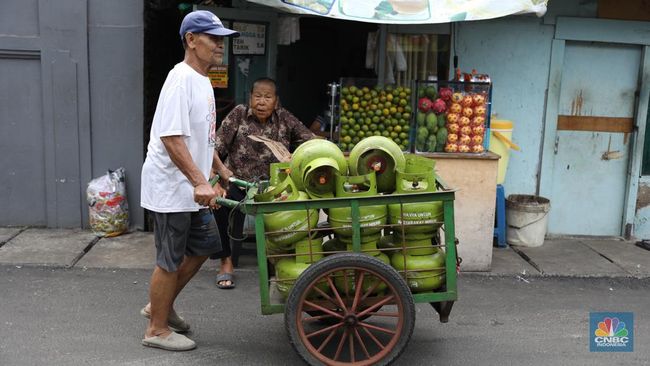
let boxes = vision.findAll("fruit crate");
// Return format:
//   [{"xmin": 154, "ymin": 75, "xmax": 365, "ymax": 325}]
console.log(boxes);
[
  {"xmin": 412, "ymin": 80, "xmax": 492, "ymax": 154},
  {"xmin": 335, "ymin": 78, "xmax": 414, "ymax": 152}
]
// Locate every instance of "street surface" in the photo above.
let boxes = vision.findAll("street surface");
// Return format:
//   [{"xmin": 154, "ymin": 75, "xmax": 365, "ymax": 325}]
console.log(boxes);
[{"xmin": 1, "ymin": 266, "xmax": 648, "ymax": 365}]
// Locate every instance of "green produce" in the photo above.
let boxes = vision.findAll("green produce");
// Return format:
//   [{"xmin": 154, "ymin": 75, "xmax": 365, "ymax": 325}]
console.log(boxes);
[
  {"xmin": 436, "ymin": 141, "xmax": 445, "ymax": 152},
  {"xmin": 338, "ymin": 84, "xmax": 412, "ymax": 151},
  {"xmin": 436, "ymin": 127, "xmax": 448, "ymax": 147},
  {"xmin": 425, "ymin": 112, "xmax": 437, "ymax": 131},
  {"xmin": 425, "ymin": 135, "xmax": 437, "ymax": 152},
  {"xmin": 416, "ymin": 127, "xmax": 429, "ymax": 149},
  {"xmin": 416, "ymin": 140, "xmax": 425, "ymax": 152},
  {"xmin": 416, "ymin": 111, "xmax": 426, "ymax": 126},
  {"xmin": 437, "ymin": 114, "xmax": 446, "ymax": 128},
  {"xmin": 425, "ymin": 86, "xmax": 437, "ymax": 99}
]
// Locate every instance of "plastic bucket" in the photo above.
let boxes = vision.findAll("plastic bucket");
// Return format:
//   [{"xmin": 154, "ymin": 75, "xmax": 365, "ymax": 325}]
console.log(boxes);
[
  {"xmin": 489, "ymin": 120, "xmax": 514, "ymax": 184},
  {"xmin": 506, "ymin": 194, "xmax": 550, "ymax": 247}
]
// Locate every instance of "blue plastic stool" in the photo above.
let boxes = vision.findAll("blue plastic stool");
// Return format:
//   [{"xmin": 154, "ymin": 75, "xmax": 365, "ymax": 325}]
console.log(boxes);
[{"xmin": 494, "ymin": 184, "xmax": 507, "ymax": 248}]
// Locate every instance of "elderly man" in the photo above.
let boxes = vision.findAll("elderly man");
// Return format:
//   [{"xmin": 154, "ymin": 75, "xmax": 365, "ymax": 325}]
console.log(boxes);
[
  {"xmin": 211, "ymin": 78, "xmax": 315, "ymax": 289},
  {"xmin": 139, "ymin": 10, "xmax": 238, "ymax": 351}
]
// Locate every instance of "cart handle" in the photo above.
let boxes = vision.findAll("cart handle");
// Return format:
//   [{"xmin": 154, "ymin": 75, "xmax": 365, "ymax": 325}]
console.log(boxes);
[
  {"xmin": 207, "ymin": 175, "xmax": 244, "ymax": 209},
  {"xmin": 209, "ymin": 174, "xmax": 257, "ymax": 189}
]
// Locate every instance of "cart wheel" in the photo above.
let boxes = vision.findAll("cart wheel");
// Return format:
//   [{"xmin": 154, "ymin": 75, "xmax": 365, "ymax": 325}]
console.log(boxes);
[{"xmin": 285, "ymin": 253, "xmax": 415, "ymax": 366}]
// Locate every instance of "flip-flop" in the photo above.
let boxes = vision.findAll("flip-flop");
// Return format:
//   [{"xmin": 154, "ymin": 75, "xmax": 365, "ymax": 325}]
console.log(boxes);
[{"xmin": 216, "ymin": 273, "xmax": 235, "ymax": 289}]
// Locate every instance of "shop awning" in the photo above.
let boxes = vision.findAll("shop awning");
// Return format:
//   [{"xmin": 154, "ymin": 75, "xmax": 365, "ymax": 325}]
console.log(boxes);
[{"xmin": 245, "ymin": 0, "xmax": 548, "ymax": 24}]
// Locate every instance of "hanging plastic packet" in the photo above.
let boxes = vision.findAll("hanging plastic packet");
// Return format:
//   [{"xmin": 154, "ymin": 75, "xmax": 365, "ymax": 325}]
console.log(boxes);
[{"xmin": 87, "ymin": 168, "xmax": 129, "ymax": 237}]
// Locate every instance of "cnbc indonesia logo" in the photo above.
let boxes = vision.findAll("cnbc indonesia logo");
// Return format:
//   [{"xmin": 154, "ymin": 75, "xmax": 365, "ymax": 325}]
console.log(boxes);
[{"xmin": 590, "ymin": 313, "xmax": 633, "ymax": 352}]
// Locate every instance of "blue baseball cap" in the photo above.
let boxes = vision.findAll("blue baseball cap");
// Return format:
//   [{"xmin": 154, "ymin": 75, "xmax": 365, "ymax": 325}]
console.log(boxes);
[{"xmin": 179, "ymin": 10, "xmax": 239, "ymax": 41}]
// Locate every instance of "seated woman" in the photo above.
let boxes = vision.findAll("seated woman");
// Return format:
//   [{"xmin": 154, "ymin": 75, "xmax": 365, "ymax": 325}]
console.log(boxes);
[{"xmin": 211, "ymin": 77, "xmax": 316, "ymax": 289}]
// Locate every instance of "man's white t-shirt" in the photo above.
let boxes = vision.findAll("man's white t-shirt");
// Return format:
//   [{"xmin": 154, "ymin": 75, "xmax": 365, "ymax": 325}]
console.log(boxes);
[{"xmin": 141, "ymin": 62, "xmax": 216, "ymax": 213}]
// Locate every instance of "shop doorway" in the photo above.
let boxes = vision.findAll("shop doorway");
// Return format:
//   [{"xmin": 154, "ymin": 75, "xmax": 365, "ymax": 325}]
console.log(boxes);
[
  {"xmin": 275, "ymin": 17, "xmax": 378, "ymax": 126},
  {"xmin": 540, "ymin": 19, "xmax": 647, "ymax": 237},
  {"xmin": 197, "ymin": 6, "xmax": 277, "ymax": 122}
]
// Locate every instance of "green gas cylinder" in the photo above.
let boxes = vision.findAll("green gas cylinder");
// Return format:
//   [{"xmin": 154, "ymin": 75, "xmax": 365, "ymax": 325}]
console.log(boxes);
[
  {"xmin": 290, "ymin": 139, "xmax": 348, "ymax": 199},
  {"xmin": 328, "ymin": 172, "xmax": 387, "ymax": 240},
  {"xmin": 294, "ymin": 236, "xmax": 324, "ymax": 264},
  {"xmin": 275, "ymin": 236, "xmax": 326, "ymax": 298},
  {"xmin": 256, "ymin": 176, "xmax": 319, "ymax": 250},
  {"xmin": 390, "ymin": 235, "xmax": 436, "ymax": 256},
  {"xmin": 349, "ymin": 136, "xmax": 406, "ymax": 194},
  {"xmin": 334, "ymin": 240, "xmax": 391, "ymax": 294},
  {"xmin": 269, "ymin": 161, "xmax": 291, "ymax": 186},
  {"xmin": 388, "ymin": 154, "xmax": 443, "ymax": 239},
  {"xmin": 391, "ymin": 249, "xmax": 446, "ymax": 293}
]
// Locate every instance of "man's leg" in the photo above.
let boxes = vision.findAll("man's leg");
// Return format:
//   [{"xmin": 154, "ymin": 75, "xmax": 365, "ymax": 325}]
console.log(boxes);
[
  {"xmin": 146, "ymin": 266, "xmax": 177, "ymax": 338},
  {"xmin": 173, "ymin": 255, "xmax": 209, "ymax": 300},
  {"xmin": 142, "ymin": 264, "xmax": 195, "ymax": 351},
  {"xmin": 143, "ymin": 254, "xmax": 208, "ymax": 316},
  {"xmin": 143, "ymin": 211, "xmax": 196, "ymax": 349}
]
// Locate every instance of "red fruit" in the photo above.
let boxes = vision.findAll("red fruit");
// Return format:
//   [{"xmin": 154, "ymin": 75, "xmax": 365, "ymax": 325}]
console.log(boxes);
[
  {"xmin": 471, "ymin": 144, "xmax": 485, "ymax": 153},
  {"xmin": 418, "ymin": 97, "xmax": 432, "ymax": 112},
  {"xmin": 432, "ymin": 98, "xmax": 447, "ymax": 114},
  {"xmin": 458, "ymin": 144, "xmax": 471, "ymax": 153},
  {"xmin": 460, "ymin": 126, "xmax": 472, "ymax": 135},
  {"xmin": 461, "ymin": 95, "xmax": 474, "ymax": 108},
  {"xmin": 447, "ymin": 133, "xmax": 459, "ymax": 143},
  {"xmin": 472, "ymin": 116, "xmax": 486, "ymax": 126},
  {"xmin": 450, "ymin": 103, "xmax": 462, "ymax": 114},
  {"xmin": 474, "ymin": 105, "xmax": 487, "ymax": 116},
  {"xmin": 459, "ymin": 134, "xmax": 471, "ymax": 145},
  {"xmin": 445, "ymin": 143, "xmax": 459, "ymax": 152},
  {"xmin": 472, "ymin": 125, "xmax": 485, "ymax": 135},
  {"xmin": 439, "ymin": 87, "xmax": 453, "ymax": 102},
  {"xmin": 462, "ymin": 107, "xmax": 474, "ymax": 118},
  {"xmin": 471, "ymin": 135, "xmax": 484, "ymax": 145},
  {"xmin": 452, "ymin": 93, "xmax": 463, "ymax": 103},
  {"xmin": 446, "ymin": 113, "xmax": 459, "ymax": 124},
  {"xmin": 472, "ymin": 94, "xmax": 486, "ymax": 106},
  {"xmin": 459, "ymin": 116, "xmax": 471, "ymax": 126},
  {"xmin": 447, "ymin": 123, "xmax": 460, "ymax": 134}
]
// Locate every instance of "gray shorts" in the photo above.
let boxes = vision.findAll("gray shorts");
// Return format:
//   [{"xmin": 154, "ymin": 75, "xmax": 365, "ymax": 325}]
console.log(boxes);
[{"xmin": 152, "ymin": 209, "xmax": 222, "ymax": 272}]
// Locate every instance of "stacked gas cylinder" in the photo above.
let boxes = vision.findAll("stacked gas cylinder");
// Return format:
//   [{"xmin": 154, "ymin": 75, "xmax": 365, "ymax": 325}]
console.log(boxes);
[{"xmin": 257, "ymin": 136, "xmax": 446, "ymax": 297}]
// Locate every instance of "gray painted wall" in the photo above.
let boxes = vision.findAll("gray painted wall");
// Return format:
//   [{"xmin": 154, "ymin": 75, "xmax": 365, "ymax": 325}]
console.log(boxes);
[
  {"xmin": 88, "ymin": 0, "xmax": 144, "ymax": 230},
  {"xmin": 0, "ymin": 0, "xmax": 144, "ymax": 229}
]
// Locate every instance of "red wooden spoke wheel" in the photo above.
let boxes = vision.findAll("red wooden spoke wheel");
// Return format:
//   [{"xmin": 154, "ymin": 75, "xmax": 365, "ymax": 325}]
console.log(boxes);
[{"xmin": 285, "ymin": 253, "xmax": 415, "ymax": 366}]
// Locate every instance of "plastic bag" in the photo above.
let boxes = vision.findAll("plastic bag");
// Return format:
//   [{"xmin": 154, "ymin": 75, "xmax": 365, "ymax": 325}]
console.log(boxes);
[{"xmin": 87, "ymin": 168, "xmax": 129, "ymax": 237}]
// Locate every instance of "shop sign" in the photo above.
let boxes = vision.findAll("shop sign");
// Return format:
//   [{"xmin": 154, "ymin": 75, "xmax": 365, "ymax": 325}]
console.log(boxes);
[
  {"xmin": 232, "ymin": 22, "xmax": 266, "ymax": 55},
  {"xmin": 208, "ymin": 65, "xmax": 228, "ymax": 88},
  {"xmin": 244, "ymin": 0, "xmax": 548, "ymax": 24}
]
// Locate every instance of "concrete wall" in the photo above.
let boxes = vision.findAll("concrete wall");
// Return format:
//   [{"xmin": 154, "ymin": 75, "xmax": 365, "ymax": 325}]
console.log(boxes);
[
  {"xmin": 455, "ymin": 17, "xmax": 554, "ymax": 195},
  {"xmin": 454, "ymin": 1, "xmax": 597, "ymax": 196},
  {"xmin": 455, "ymin": 0, "xmax": 650, "ymax": 239},
  {"xmin": 637, "ymin": 177, "xmax": 650, "ymax": 237}
]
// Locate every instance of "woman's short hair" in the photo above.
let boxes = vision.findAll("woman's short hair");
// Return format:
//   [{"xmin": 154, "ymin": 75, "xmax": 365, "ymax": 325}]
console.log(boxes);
[{"xmin": 251, "ymin": 77, "xmax": 278, "ymax": 95}]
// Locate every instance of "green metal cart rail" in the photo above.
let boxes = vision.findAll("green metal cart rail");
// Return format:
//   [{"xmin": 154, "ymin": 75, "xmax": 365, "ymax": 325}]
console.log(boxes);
[{"xmin": 216, "ymin": 176, "xmax": 458, "ymax": 365}]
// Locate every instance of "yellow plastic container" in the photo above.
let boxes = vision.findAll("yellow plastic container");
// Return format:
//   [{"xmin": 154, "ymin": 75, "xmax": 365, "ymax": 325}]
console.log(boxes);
[{"xmin": 489, "ymin": 119, "xmax": 518, "ymax": 184}]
